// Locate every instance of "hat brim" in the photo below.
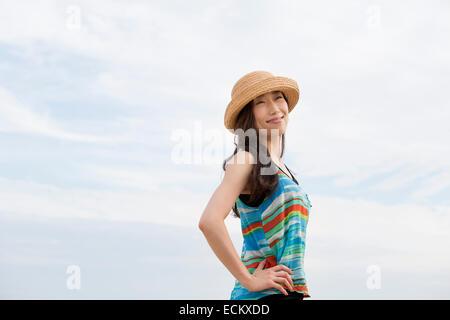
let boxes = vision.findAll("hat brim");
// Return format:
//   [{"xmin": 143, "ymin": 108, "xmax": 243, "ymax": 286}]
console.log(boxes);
[{"xmin": 224, "ymin": 76, "xmax": 300, "ymax": 133}]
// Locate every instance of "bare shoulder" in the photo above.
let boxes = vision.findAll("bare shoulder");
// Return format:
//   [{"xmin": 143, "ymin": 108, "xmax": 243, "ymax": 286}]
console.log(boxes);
[
  {"xmin": 225, "ymin": 150, "xmax": 256, "ymax": 171},
  {"xmin": 198, "ymin": 151, "xmax": 256, "ymax": 225},
  {"xmin": 223, "ymin": 150, "xmax": 255, "ymax": 192}
]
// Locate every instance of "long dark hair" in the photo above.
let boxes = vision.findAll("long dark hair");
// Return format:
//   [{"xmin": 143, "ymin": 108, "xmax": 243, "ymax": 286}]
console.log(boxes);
[{"xmin": 222, "ymin": 92, "xmax": 287, "ymax": 218}]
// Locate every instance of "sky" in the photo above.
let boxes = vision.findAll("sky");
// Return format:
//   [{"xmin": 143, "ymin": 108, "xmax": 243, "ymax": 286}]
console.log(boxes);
[{"xmin": 1, "ymin": 0, "xmax": 449, "ymax": 299}]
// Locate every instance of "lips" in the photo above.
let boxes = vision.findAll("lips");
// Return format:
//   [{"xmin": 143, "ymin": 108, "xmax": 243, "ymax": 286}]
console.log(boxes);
[{"xmin": 266, "ymin": 116, "xmax": 284, "ymax": 123}]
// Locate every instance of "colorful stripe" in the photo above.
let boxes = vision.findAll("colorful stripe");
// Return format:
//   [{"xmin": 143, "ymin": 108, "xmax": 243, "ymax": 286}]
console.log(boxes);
[{"xmin": 230, "ymin": 168, "xmax": 312, "ymax": 300}]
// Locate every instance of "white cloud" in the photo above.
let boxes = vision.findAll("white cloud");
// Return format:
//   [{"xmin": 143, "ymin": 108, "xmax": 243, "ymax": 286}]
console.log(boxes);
[
  {"xmin": 304, "ymin": 195, "xmax": 450, "ymax": 277},
  {"xmin": 0, "ymin": 87, "xmax": 131, "ymax": 143},
  {"xmin": 410, "ymin": 170, "xmax": 450, "ymax": 200},
  {"xmin": 1, "ymin": 0, "xmax": 449, "ymax": 299},
  {"xmin": 370, "ymin": 164, "xmax": 438, "ymax": 191},
  {"xmin": 1, "ymin": 173, "xmax": 449, "ymax": 298},
  {"xmin": 2, "ymin": 170, "xmax": 449, "ymax": 268},
  {"xmin": 0, "ymin": 162, "xmax": 228, "ymax": 228}
]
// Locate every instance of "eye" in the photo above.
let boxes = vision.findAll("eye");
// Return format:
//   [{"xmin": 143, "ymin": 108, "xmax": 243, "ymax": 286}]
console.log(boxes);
[{"xmin": 256, "ymin": 96, "xmax": 283, "ymax": 105}]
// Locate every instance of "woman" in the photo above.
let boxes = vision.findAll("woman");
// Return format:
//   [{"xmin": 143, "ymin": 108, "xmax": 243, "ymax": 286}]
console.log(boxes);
[{"xmin": 198, "ymin": 71, "xmax": 312, "ymax": 300}]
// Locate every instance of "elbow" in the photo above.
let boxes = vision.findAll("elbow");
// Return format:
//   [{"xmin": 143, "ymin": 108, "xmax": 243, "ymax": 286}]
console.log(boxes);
[
  {"xmin": 198, "ymin": 211, "xmax": 212, "ymax": 230},
  {"xmin": 198, "ymin": 219, "xmax": 208, "ymax": 231},
  {"xmin": 198, "ymin": 218, "xmax": 220, "ymax": 231}
]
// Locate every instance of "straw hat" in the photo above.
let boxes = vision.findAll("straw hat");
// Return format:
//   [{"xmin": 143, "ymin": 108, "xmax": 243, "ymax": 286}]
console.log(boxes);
[{"xmin": 224, "ymin": 70, "xmax": 300, "ymax": 133}]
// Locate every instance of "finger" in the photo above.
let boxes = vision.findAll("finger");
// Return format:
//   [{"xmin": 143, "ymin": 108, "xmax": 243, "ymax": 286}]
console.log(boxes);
[
  {"xmin": 284, "ymin": 271, "xmax": 295, "ymax": 289},
  {"xmin": 256, "ymin": 260, "xmax": 262, "ymax": 269},
  {"xmin": 257, "ymin": 259, "xmax": 266, "ymax": 269},
  {"xmin": 289, "ymin": 277, "xmax": 295, "ymax": 289},
  {"xmin": 274, "ymin": 277, "xmax": 294, "ymax": 291},
  {"xmin": 283, "ymin": 265, "xmax": 294, "ymax": 275},
  {"xmin": 273, "ymin": 282, "xmax": 289, "ymax": 296},
  {"xmin": 273, "ymin": 270, "xmax": 294, "ymax": 288},
  {"xmin": 273, "ymin": 264, "xmax": 294, "ymax": 275}
]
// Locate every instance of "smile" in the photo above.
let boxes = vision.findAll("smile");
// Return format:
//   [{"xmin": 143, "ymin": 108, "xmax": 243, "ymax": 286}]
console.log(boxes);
[{"xmin": 266, "ymin": 116, "xmax": 284, "ymax": 124}]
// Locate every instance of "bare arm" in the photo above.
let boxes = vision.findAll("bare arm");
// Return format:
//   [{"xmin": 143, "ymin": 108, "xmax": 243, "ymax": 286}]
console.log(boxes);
[
  {"xmin": 198, "ymin": 150, "xmax": 255, "ymax": 289},
  {"xmin": 199, "ymin": 218, "xmax": 253, "ymax": 288}
]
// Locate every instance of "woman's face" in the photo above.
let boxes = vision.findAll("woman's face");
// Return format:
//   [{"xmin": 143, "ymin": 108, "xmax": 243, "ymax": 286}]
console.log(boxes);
[{"xmin": 252, "ymin": 90, "xmax": 289, "ymax": 135}]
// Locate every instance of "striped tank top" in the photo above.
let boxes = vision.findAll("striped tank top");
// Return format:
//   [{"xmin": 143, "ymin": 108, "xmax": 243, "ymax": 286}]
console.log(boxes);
[{"xmin": 230, "ymin": 164, "xmax": 312, "ymax": 300}]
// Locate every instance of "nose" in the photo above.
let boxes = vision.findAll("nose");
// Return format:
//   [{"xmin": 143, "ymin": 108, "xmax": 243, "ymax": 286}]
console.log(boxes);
[{"xmin": 267, "ymin": 98, "xmax": 281, "ymax": 114}]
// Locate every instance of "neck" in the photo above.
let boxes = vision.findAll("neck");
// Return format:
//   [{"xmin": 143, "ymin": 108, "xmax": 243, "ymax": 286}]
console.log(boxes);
[{"xmin": 264, "ymin": 133, "xmax": 282, "ymax": 163}]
